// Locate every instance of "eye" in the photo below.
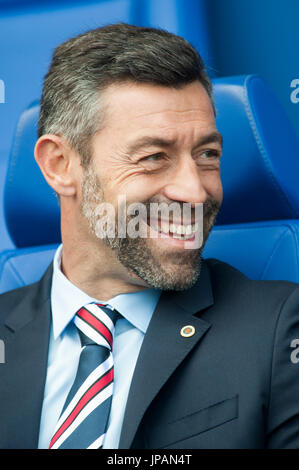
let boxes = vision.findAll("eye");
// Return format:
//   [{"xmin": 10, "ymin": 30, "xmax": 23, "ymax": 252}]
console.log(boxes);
[
  {"xmin": 140, "ymin": 153, "xmax": 163, "ymax": 162},
  {"xmin": 200, "ymin": 149, "xmax": 221, "ymax": 159}
]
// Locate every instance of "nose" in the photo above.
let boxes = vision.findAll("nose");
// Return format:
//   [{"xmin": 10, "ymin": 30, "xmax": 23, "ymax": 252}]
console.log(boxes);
[{"xmin": 162, "ymin": 155, "xmax": 208, "ymax": 205}]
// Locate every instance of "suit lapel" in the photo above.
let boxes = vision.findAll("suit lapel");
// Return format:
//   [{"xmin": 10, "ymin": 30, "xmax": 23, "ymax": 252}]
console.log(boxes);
[
  {"xmin": 0, "ymin": 264, "xmax": 53, "ymax": 449},
  {"xmin": 119, "ymin": 260, "xmax": 214, "ymax": 449}
]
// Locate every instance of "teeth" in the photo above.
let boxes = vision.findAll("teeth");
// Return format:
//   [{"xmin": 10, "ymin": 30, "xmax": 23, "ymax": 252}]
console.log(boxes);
[
  {"xmin": 176, "ymin": 225, "xmax": 185, "ymax": 235},
  {"xmin": 159, "ymin": 222, "xmax": 199, "ymax": 237},
  {"xmin": 185, "ymin": 225, "xmax": 192, "ymax": 235}
]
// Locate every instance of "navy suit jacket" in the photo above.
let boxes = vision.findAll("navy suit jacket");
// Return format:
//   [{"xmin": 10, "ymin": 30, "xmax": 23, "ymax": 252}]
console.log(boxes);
[{"xmin": 0, "ymin": 258, "xmax": 299, "ymax": 449}]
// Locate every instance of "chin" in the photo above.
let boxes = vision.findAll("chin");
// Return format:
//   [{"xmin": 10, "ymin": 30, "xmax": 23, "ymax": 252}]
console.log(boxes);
[{"xmin": 131, "ymin": 257, "xmax": 202, "ymax": 291}]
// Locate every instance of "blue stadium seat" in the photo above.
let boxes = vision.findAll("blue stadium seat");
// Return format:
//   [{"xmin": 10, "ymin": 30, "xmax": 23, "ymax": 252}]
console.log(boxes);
[
  {"xmin": 214, "ymin": 75, "xmax": 299, "ymax": 225},
  {"xmin": 204, "ymin": 75, "xmax": 299, "ymax": 281},
  {"xmin": 4, "ymin": 101, "xmax": 60, "ymax": 248},
  {"xmin": 0, "ymin": 244, "xmax": 57, "ymax": 294},
  {"xmin": 0, "ymin": 74, "xmax": 299, "ymax": 294}
]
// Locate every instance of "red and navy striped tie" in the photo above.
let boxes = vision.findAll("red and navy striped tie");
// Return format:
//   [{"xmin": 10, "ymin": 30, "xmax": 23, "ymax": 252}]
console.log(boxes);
[{"xmin": 49, "ymin": 303, "xmax": 119, "ymax": 449}]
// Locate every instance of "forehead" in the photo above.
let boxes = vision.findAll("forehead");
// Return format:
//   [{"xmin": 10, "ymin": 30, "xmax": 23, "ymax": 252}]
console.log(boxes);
[{"xmin": 100, "ymin": 81, "xmax": 216, "ymax": 136}]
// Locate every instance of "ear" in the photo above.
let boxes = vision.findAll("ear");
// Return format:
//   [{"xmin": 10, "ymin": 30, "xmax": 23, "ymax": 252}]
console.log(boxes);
[{"xmin": 34, "ymin": 134, "xmax": 80, "ymax": 197}]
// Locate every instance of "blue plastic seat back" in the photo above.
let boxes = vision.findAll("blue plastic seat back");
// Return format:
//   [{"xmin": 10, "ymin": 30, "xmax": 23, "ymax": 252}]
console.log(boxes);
[
  {"xmin": 204, "ymin": 220, "xmax": 299, "ymax": 282},
  {"xmin": 0, "ymin": 245, "xmax": 58, "ymax": 294},
  {"xmin": 213, "ymin": 75, "xmax": 299, "ymax": 224},
  {"xmin": 4, "ymin": 101, "xmax": 60, "ymax": 248}
]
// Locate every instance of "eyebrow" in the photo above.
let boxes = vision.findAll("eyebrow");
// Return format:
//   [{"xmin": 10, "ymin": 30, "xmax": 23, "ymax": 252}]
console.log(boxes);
[{"xmin": 127, "ymin": 131, "xmax": 223, "ymax": 155}]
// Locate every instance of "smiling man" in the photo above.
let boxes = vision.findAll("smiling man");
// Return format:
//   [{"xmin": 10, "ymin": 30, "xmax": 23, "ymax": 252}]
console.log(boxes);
[
  {"xmin": 0, "ymin": 23, "xmax": 299, "ymax": 449},
  {"xmin": 53, "ymin": 80, "xmax": 222, "ymax": 295}
]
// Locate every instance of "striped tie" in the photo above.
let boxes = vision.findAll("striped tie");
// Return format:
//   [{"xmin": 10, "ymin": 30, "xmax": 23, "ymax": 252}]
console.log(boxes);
[{"xmin": 49, "ymin": 303, "xmax": 119, "ymax": 449}]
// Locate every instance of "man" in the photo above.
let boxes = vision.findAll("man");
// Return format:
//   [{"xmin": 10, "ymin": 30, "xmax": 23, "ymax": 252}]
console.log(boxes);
[{"xmin": 0, "ymin": 23, "xmax": 299, "ymax": 449}]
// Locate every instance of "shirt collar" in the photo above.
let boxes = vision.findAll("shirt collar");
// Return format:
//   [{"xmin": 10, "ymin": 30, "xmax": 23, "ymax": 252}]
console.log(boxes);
[
  {"xmin": 51, "ymin": 244, "xmax": 161, "ymax": 339},
  {"xmin": 108, "ymin": 288, "xmax": 161, "ymax": 334}
]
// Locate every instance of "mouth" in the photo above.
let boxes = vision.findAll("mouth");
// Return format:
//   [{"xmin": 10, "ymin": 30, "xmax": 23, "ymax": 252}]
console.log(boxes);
[
  {"xmin": 144, "ymin": 218, "xmax": 201, "ymax": 248},
  {"xmin": 154, "ymin": 220, "xmax": 198, "ymax": 240}
]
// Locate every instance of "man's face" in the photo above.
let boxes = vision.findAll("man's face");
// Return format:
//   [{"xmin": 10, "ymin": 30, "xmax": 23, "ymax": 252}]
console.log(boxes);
[{"xmin": 80, "ymin": 81, "xmax": 223, "ymax": 290}]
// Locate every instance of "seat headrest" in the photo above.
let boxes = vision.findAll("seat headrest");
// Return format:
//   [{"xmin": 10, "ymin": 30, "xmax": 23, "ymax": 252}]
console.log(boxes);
[
  {"xmin": 4, "ymin": 101, "xmax": 61, "ymax": 247},
  {"xmin": 4, "ymin": 75, "xmax": 299, "ymax": 247},
  {"xmin": 214, "ymin": 75, "xmax": 299, "ymax": 224}
]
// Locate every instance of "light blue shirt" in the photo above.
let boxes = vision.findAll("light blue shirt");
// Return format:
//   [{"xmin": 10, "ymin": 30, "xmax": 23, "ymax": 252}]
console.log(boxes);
[{"xmin": 38, "ymin": 244, "xmax": 161, "ymax": 449}]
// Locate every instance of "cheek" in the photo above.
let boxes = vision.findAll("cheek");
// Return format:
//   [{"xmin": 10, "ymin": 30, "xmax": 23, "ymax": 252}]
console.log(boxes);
[
  {"xmin": 122, "ymin": 178, "xmax": 162, "ymax": 204},
  {"xmin": 201, "ymin": 171, "xmax": 223, "ymax": 201},
  {"xmin": 103, "ymin": 174, "xmax": 163, "ymax": 207}
]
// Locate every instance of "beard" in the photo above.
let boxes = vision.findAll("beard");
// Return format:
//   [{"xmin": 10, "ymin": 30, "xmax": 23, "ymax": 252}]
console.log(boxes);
[{"xmin": 81, "ymin": 166, "xmax": 221, "ymax": 291}]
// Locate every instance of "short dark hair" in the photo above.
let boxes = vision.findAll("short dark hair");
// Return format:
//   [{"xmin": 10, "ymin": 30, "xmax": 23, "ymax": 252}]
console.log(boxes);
[{"xmin": 38, "ymin": 23, "xmax": 214, "ymax": 167}]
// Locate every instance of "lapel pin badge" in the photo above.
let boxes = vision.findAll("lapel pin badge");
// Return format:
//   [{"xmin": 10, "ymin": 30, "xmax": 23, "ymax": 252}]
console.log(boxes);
[{"xmin": 180, "ymin": 325, "xmax": 196, "ymax": 338}]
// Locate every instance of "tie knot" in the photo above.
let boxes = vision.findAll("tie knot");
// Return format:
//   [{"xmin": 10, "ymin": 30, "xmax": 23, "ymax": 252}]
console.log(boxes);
[{"xmin": 74, "ymin": 303, "xmax": 119, "ymax": 350}]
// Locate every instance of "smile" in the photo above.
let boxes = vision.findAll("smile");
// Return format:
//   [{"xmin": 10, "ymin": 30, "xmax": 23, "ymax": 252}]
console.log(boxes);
[
  {"xmin": 146, "ymin": 218, "xmax": 199, "ymax": 242},
  {"xmin": 158, "ymin": 222, "xmax": 198, "ymax": 240}
]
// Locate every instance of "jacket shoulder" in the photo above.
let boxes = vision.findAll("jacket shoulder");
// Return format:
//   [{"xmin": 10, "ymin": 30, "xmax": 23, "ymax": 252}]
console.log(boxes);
[
  {"xmin": 0, "ymin": 262, "xmax": 53, "ymax": 327},
  {"xmin": 0, "ymin": 283, "xmax": 40, "ymax": 326},
  {"xmin": 204, "ymin": 257, "xmax": 299, "ymax": 322},
  {"xmin": 205, "ymin": 257, "xmax": 299, "ymax": 293}
]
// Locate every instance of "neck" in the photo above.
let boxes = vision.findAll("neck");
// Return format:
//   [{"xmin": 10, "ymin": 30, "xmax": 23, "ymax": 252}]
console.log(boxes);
[
  {"xmin": 59, "ymin": 203, "xmax": 150, "ymax": 300},
  {"xmin": 60, "ymin": 239, "xmax": 150, "ymax": 301}
]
